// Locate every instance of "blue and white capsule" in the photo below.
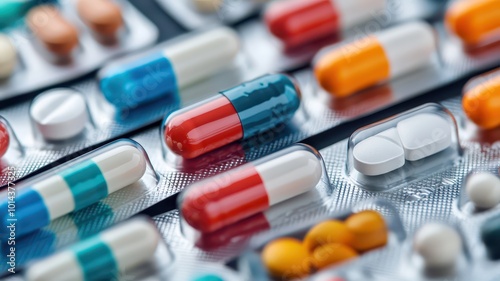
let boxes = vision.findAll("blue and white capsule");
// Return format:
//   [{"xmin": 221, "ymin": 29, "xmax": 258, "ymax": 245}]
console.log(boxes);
[
  {"xmin": 0, "ymin": 143, "xmax": 147, "ymax": 238},
  {"xmin": 98, "ymin": 27, "xmax": 240, "ymax": 109},
  {"xmin": 25, "ymin": 218, "xmax": 160, "ymax": 281}
]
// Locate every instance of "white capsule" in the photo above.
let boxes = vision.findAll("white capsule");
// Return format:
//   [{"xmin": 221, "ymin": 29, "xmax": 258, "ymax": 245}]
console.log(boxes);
[
  {"xmin": 0, "ymin": 34, "xmax": 17, "ymax": 79},
  {"xmin": 353, "ymin": 128, "xmax": 405, "ymax": 176},
  {"xmin": 413, "ymin": 223, "xmax": 462, "ymax": 269},
  {"xmin": 397, "ymin": 113, "xmax": 452, "ymax": 161},
  {"xmin": 466, "ymin": 172, "xmax": 500, "ymax": 209},
  {"xmin": 25, "ymin": 218, "xmax": 160, "ymax": 281},
  {"xmin": 30, "ymin": 89, "xmax": 88, "ymax": 141}
]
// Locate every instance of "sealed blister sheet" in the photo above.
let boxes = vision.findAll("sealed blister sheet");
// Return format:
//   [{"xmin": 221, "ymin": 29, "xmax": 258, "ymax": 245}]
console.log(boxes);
[{"xmin": 0, "ymin": 0, "xmax": 159, "ymax": 99}]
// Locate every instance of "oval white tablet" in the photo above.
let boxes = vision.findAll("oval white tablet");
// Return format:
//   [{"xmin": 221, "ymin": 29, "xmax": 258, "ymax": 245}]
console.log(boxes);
[
  {"xmin": 353, "ymin": 128, "xmax": 405, "ymax": 176},
  {"xmin": 0, "ymin": 34, "xmax": 17, "ymax": 79},
  {"xmin": 30, "ymin": 88, "xmax": 89, "ymax": 141},
  {"xmin": 396, "ymin": 113, "xmax": 452, "ymax": 161},
  {"xmin": 413, "ymin": 223, "xmax": 462, "ymax": 269},
  {"xmin": 466, "ymin": 172, "xmax": 500, "ymax": 210}
]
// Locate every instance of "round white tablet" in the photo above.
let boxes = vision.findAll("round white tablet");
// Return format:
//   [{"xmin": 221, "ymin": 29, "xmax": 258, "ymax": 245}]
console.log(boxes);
[
  {"xmin": 0, "ymin": 34, "xmax": 17, "ymax": 79},
  {"xmin": 30, "ymin": 88, "xmax": 88, "ymax": 141},
  {"xmin": 413, "ymin": 223, "xmax": 462, "ymax": 269},
  {"xmin": 466, "ymin": 172, "xmax": 500, "ymax": 210},
  {"xmin": 353, "ymin": 128, "xmax": 405, "ymax": 176},
  {"xmin": 397, "ymin": 113, "xmax": 452, "ymax": 161}
]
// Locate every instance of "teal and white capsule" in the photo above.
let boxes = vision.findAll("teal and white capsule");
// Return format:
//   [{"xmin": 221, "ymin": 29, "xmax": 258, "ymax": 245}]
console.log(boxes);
[
  {"xmin": 0, "ymin": 143, "xmax": 147, "ymax": 238},
  {"xmin": 25, "ymin": 218, "xmax": 160, "ymax": 281}
]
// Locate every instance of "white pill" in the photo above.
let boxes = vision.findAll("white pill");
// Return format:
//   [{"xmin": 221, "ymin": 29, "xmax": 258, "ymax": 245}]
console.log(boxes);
[
  {"xmin": 353, "ymin": 128, "xmax": 405, "ymax": 176},
  {"xmin": 413, "ymin": 223, "xmax": 462, "ymax": 269},
  {"xmin": 0, "ymin": 34, "xmax": 17, "ymax": 79},
  {"xmin": 397, "ymin": 113, "xmax": 452, "ymax": 161},
  {"xmin": 30, "ymin": 88, "xmax": 88, "ymax": 141},
  {"xmin": 192, "ymin": 0, "xmax": 224, "ymax": 13},
  {"xmin": 466, "ymin": 172, "xmax": 500, "ymax": 209}
]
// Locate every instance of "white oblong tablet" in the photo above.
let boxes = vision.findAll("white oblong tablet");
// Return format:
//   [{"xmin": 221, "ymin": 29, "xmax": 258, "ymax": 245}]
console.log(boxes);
[
  {"xmin": 353, "ymin": 128, "xmax": 405, "ymax": 176},
  {"xmin": 30, "ymin": 88, "xmax": 89, "ymax": 141},
  {"xmin": 0, "ymin": 34, "xmax": 17, "ymax": 79},
  {"xmin": 466, "ymin": 172, "xmax": 500, "ymax": 210},
  {"xmin": 397, "ymin": 113, "xmax": 452, "ymax": 161}
]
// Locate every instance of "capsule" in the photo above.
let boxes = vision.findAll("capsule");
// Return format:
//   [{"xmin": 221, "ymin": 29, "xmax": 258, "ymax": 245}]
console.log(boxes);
[
  {"xmin": 25, "ymin": 218, "xmax": 160, "ymax": 281},
  {"xmin": 0, "ymin": 34, "xmax": 17, "ymax": 79},
  {"xmin": 0, "ymin": 143, "xmax": 147, "ymax": 238},
  {"xmin": 315, "ymin": 21, "xmax": 436, "ymax": 98},
  {"xmin": 98, "ymin": 27, "xmax": 239, "ymax": 109},
  {"xmin": 265, "ymin": 0, "xmax": 386, "ymax": 47},
  {"xmin": 446, "ymin": 0, "xmax": 500, "ymax": 46},
  {"xmin": 180, "ymin": 145, "xmax": 323, "ymax": 233},
  {"xmin": 27, "ymin": 5, "xmax": 79, "ymax": 56},
  {"xmin": 0, "ymin": 121, "xmax": 9, "ymax": 158},
  {"xmin": 463, "ymin": 71, "xmax": 500, "ymax": 129},
  {"xmin": 164, "ymin": 74, "xmax": 301, "ymax": 159}
]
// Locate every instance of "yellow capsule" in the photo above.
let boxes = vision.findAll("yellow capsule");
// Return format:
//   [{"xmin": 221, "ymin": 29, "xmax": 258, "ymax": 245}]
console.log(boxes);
[
  {"xmin": 303, "ymin": 220, "xmax": 354, "ymax": 252},
  {"xmin": 345, "ymin": 210, "xmax": 388, "ymax": 252},
  {"xmin": 311, "ymin": 243, "xmax": 358, "ymax": 270}
]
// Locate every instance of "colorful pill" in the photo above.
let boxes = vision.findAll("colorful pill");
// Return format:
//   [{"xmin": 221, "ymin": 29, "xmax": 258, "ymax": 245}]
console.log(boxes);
[
  {"xmin": 446, "ymin": 0, "xmax": 500, "ymax": 46},
  {"xmin": 0, "ymin": 34, "xmax": 17, "ymax": 79},
  {"xmin": 345, "ymin": 210, "xmax": 388, "ymax": 252},
  {"xmin": 164, "ymin": 74, "xmax": 301, "ymax": 159},
  {"xmin": 463, "ymin": 73, "xmax": 500, "ymax": 129},
  {"xmin": 315, "ymin": 21, "xmax": 436, "ymax": 97},
  {"xmin": 0, "ymin": 143, "xmax": 147, "ymax": 238},
  {"xmin": 192, "ymin": 0, "xmax": 223, "ymax": 13},
  {"xmin": 413, "ymin": 223, "xmax": 462, "ymax": 269},
  {"xmin": 481, "ymin": 215, "xmax": 500, "ymax": 260},
  {"xmin": 0, "ymin": 121, "xmax": 9, "ymax": 158},
  {"xmin": 30, "ymin": 88, "xmax": 89, "ymax": 141},
  {"xmin": 25, "ymin": 218, "xmax": 160, "ymax": 281},
  {"xmin": 180, "ymin": 145, "xmax": 323, "ymax": 233},
  {"xmin": 311, "ymin": 243, "xmax": 358, "ymax": 270},
  {"xmin": 77, "ymin": 0, "xmax": 123, "ymax": 38},
  {"xmin": 261, "ymin": 238, "xmax": 311, "ymax": 279},
  {"xmin": 27, "ymin": 5, "xmax": 79, "ymax": 56},
  {"xmin": 98, "ymin": 27, "xmax": 239, "ymax": 109},
  {"xmin": 304, "ymin": 220, "xmax": 354, "ymax": 252},
  {"xmin": 265, "ymin": 0, "xmax": 386, "ymax": 47}
]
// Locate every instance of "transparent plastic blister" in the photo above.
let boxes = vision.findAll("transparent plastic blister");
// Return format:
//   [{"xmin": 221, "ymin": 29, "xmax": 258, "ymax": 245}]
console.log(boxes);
[
  {"xmin": 238, "ymin": 199, "xmax": 406, "ymax": 281},
  {"xmin": 0, "ymin": 139, "xmax": 161, "ymax": 272},
  {"xmin": 155, "ymin": 0, "xmax": 268, "ymax": 30},
  {"xmin": 346, "ymin": 104, "xmax": 462, "ymax": 192},
  {"xmin": 0, "ymin": 0, "xmax": 159, "ymax": 99}
]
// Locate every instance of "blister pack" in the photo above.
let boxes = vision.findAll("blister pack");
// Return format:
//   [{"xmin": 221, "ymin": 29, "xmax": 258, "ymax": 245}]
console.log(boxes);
[{"xmin": 0, "ymin": 0, "xmax": 158, "ymax": 99}]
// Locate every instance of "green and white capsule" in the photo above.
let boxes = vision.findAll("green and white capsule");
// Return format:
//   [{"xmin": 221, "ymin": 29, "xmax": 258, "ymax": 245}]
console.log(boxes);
[
  {"xmin": 0, "ymin": 142, "xmax": 147, "ymax": 238},
  {"xmin": 25, "ymin": 218, "xmax": 160, "ymax": 281}
]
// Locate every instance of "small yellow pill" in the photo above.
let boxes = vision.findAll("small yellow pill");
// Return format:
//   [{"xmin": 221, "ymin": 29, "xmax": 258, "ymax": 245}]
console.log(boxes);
[
  {"xmin": 311, "ymin": 243, "xmax": 358, "ymax": 270},
  {"xmin": 345, "ymin": 210, "xmax": 388, "ymax": 252},
  {"xmin": 303, "ymin": 220, "xmax": 354, "ymax": 252},
  {"xmin": 261, "ymin": 238, "xmax": 311, "ymax": 280}
]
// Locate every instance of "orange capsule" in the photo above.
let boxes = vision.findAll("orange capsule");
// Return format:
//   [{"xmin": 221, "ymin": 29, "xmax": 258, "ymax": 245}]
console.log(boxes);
[
  {"xmin": 463, "ymin": 71, "xmax": 500, "ymax": 129},
  {"xmin": 261, "ymin": 238, "xmax": 311, "ymax": 279},
  {"xmin": 446, "ymin": 0, "xmax": 500, "ymax": 46},
  {"xmin": 303, "ymin": 220, "xmax": 354, "ymax": 252},
  {"xmin": 345, "ymin": 210, "xmax": 388, "ymax": 252},
  {"xmin": 314, "ymin": 21, "xmax": 435, "ymax": 98},
  {"xmin": 77, "ymin": 0, "xmax": 123, "ymax": 38},
  {"xmin": 311, "ymin": 243, "xmax": 358, "ymax": 270},
  {"xmin": 27, "ymin": 5, "xmax": 79, "ymax": 56}
]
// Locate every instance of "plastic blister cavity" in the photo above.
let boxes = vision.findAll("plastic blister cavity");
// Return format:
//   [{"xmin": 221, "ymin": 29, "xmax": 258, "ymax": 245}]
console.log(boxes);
[
  {"xmin": 0, "ymin": 138, "xmax": 158, "ymax": 241},
  {"xmin": 238, "ymin": 199, "xmax": 405, "ymax": 281},
  {"xmin": 456, "ymin": 167, "xmax": 500, "ymax": 217},
  {"xmin": 0, "ymin": 0, "xmax": 158, "ymax": 99},
  {"xmin": 23, "ymin": 216, "xmax": 173, "ymax": 281},
  {"xmin": 161, "ymin": 73, "xmax": 304, "ymax": 161},
  {"xmin": 178, "ymin": 144, "xmax": 331, "ymax": 235},
  {"xmin": 346, "ymin": 103, "xmax": 462, "ymax": 191}
]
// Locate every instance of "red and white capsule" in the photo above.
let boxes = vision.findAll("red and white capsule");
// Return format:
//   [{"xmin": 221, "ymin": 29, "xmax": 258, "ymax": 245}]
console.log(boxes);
[{"xmin": 180, "ymin": 145, "xmax": 323, "ymax": 233}]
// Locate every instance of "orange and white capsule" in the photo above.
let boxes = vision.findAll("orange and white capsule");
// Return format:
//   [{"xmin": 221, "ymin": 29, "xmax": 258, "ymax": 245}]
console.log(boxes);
[
  {"xmin": 463, "ymin": 69, "xmax": 500, "ymax": 129},
  {"xmin": 314, "ymin": 21, "xmax": 436, "ymax": 98},
  {"xmin": 446, "ymin": 0, "xmax": 500, "ymax": 46}
]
